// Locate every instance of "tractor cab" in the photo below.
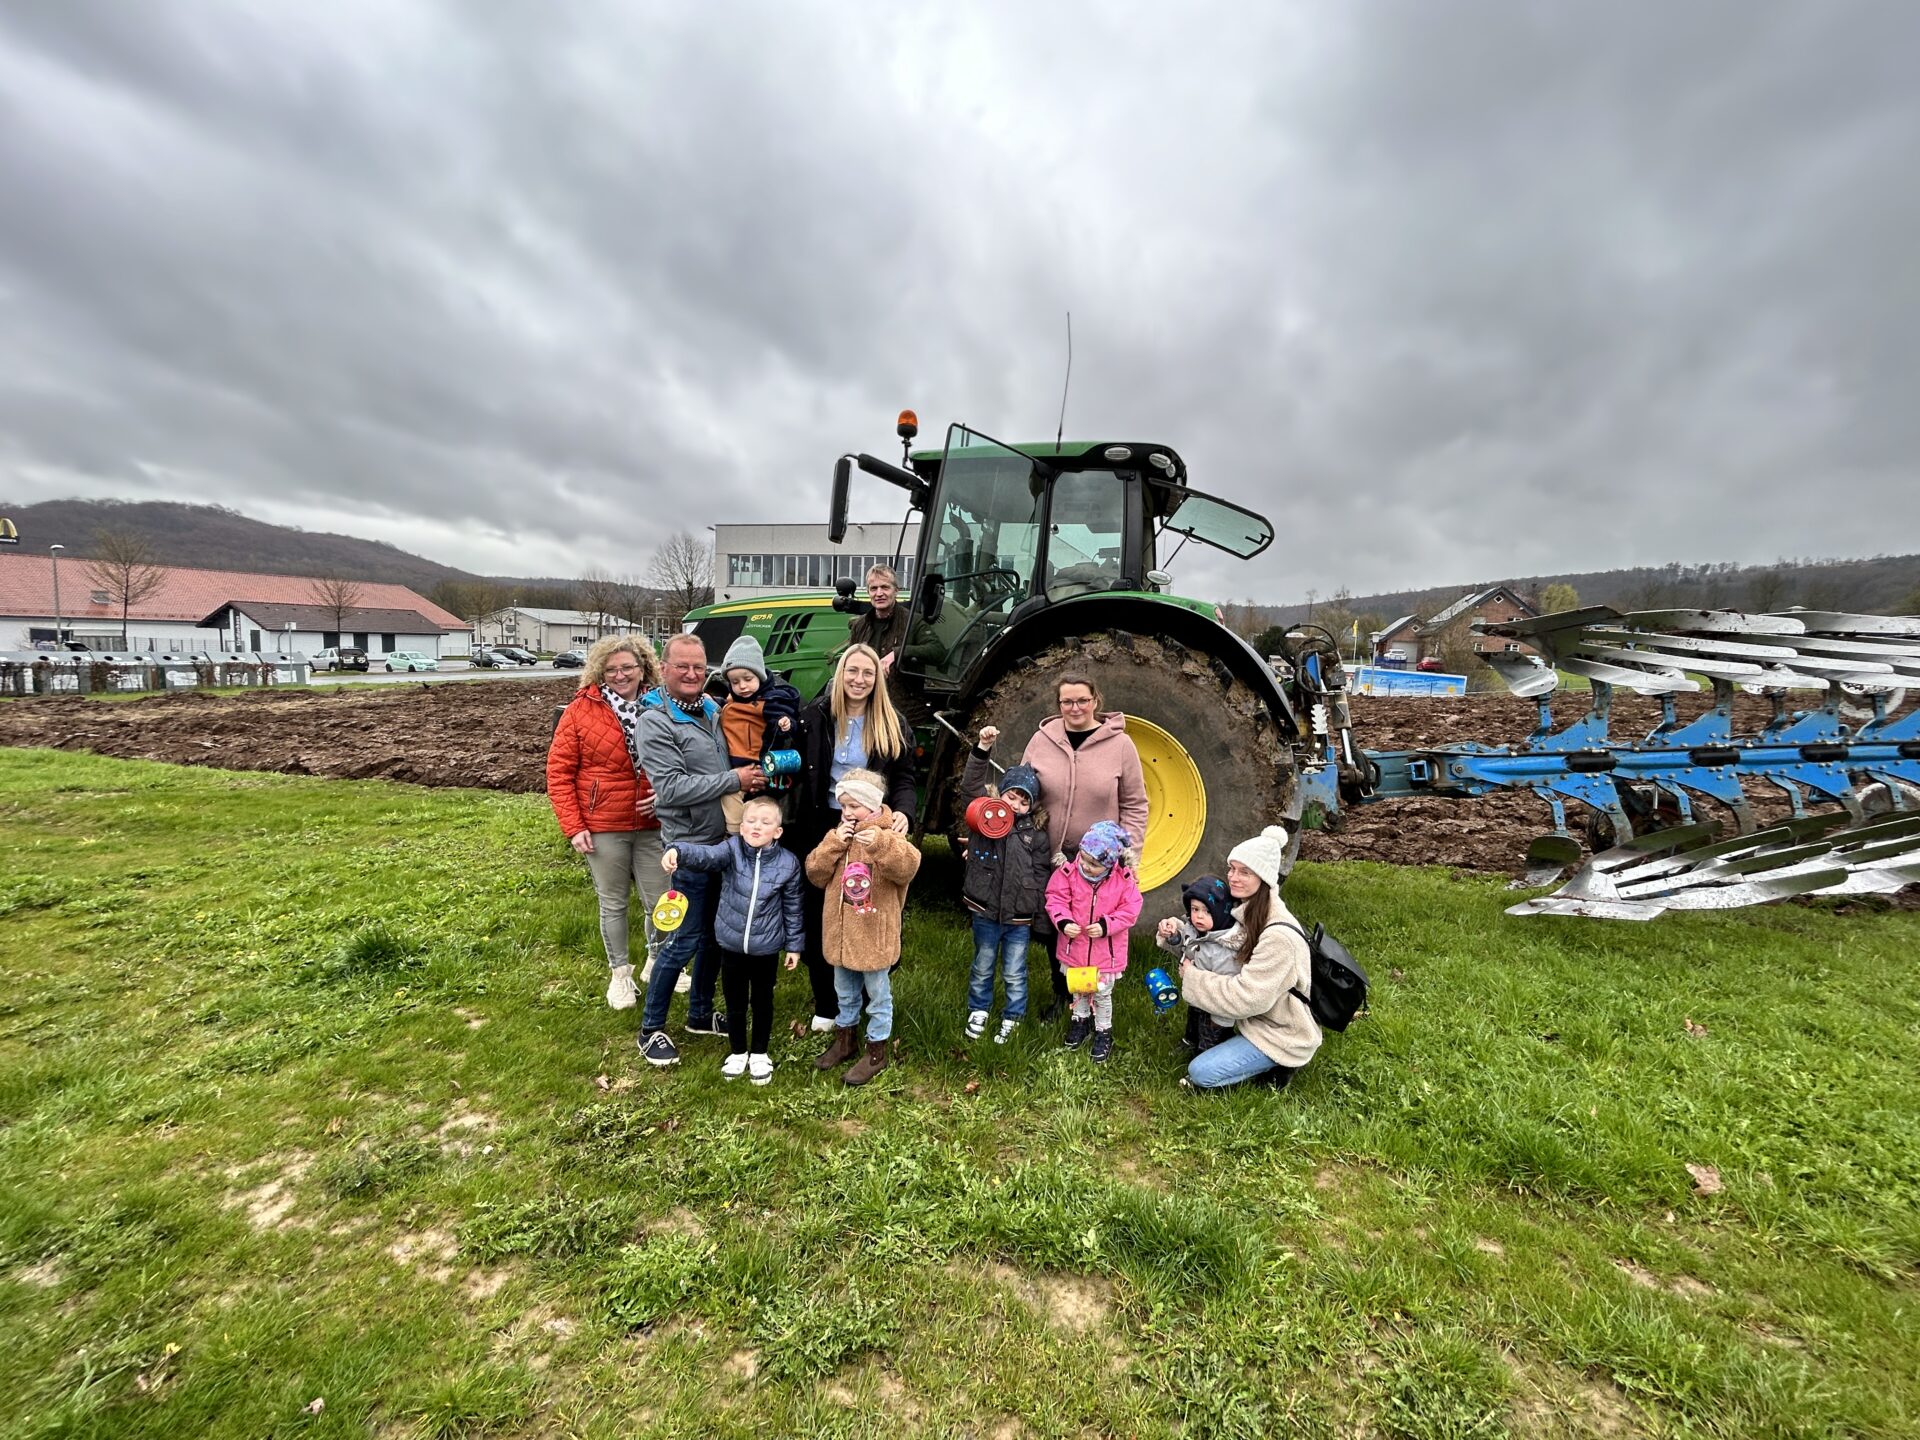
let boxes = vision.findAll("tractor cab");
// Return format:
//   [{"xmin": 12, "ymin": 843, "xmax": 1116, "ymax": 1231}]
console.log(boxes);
[{"xmin": 831, "ymin": 418, "xmax": 1272, "ymax": 693}]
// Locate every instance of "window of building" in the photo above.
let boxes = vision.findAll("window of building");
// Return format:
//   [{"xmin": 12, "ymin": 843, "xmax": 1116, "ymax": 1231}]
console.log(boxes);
[
  {"xmin": 382, "ymin": 633, "xmax": 397, "ymax": 651},
  {"xmin": 91, "ymin": 590, "xmax": 109, "ymax": 605}
]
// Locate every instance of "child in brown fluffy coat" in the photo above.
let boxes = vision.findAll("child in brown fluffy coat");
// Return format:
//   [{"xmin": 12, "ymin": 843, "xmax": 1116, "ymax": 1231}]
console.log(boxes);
[{"xmin": 804, "ymin": 768, "xmax": 922, "ymax": 1085}]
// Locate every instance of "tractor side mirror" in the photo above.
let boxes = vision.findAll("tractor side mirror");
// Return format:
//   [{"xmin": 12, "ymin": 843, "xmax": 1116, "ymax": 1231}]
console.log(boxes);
[
  {"xmin": 831, "ymin": 577, "xmax": 861, "ymax": 614},
  {"xmin": 828, "ymin": 456, "xmax": 852, "ymax": 544}
]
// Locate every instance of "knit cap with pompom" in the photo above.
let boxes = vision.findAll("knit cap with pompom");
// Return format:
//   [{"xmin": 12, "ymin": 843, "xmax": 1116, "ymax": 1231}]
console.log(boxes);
[{"xmin": 1227, "ymin": 824, "xmax": 1292, "ymax": 892}]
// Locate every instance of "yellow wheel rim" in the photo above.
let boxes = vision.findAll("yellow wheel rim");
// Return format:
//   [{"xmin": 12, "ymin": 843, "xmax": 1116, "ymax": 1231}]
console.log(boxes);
[{"xmin": 1125, "ymin": 714, "xmax": 1207, "ymax": 892}]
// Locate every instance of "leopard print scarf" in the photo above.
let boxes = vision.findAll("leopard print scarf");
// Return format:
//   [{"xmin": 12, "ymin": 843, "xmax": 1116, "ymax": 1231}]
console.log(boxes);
[{"xmin": 601, "ymin": 685, "xmax": 644, "ymax": 771}]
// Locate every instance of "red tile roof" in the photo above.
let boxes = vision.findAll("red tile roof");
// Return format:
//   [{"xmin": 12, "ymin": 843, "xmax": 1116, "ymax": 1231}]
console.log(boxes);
[{"xmin": 0, "ymin": 556, "xmax": 466, "ymax": 629}]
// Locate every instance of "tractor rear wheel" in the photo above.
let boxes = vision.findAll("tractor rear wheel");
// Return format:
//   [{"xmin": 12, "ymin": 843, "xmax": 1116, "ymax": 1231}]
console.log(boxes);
[{"xmin": 962, "ymin": 634, "xmax": 1296, "ymax": 915}]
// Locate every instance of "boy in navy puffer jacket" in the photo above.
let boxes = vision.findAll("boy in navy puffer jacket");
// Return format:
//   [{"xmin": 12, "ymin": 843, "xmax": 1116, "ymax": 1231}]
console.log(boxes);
[{"xmin": 664, "ymin": 795, "xmax": 805, "ymax": 1084}]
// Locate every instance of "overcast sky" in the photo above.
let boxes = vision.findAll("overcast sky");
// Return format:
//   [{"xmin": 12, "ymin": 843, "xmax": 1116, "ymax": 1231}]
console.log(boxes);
[{"xmin": 1, "ymin": 1, "xmax": 1915, "ymax": 602}]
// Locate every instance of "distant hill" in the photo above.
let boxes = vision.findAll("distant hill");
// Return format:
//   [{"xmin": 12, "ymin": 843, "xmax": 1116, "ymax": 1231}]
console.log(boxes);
[{"xmin": 1262, "ymin": 555, "xmax": 1920, "ymax": 629}]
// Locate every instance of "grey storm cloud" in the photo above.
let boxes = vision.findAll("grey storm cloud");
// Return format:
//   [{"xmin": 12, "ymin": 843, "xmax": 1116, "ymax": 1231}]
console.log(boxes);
[{"xmin": 0, "ymin": 0, "xmax": 1916, "ymax": 595}]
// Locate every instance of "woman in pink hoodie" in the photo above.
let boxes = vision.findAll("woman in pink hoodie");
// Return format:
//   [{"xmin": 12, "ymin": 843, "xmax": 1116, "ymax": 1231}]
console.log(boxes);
[
  {"xmin": 1045, "ymin": 820, "xmax": 1143, "ymax": 1064},
  {"xmin": 978, "ymin": 672, "xmax": 1149, "ymax": 1020}
]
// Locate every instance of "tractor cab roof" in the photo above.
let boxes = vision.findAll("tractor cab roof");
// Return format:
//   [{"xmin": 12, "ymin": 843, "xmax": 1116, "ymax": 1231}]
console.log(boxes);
[{"xmin": 909, "ymin": 435, "xmax": 1271, "ymax": 560}]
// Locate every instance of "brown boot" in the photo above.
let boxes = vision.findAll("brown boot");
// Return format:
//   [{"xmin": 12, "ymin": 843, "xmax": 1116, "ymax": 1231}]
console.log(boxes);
[
  {"xmin": 843, "ymin": 1039, "xmax": 891, "ymax": 1087},
  {"xmin": 814, "ymin": 1025, "xmax": 859, "ymax": 1071}
]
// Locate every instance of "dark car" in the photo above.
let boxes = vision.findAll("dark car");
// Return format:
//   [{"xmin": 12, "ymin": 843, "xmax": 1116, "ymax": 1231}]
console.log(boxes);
[
  {"xmin": 495, "ymin": 646, "xmax": 540, "ymax": 666},
  {"xmin": 471, "ymin": 647, "xmax": 509, "ymax": 669},
  {"xmin": 551, "ymin": 649, "xmax": 587, "ymax": 669}
]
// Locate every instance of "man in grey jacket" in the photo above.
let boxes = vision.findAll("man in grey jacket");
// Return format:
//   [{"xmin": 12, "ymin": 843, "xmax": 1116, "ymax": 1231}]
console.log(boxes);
[{"xmin": 634, "ymin": 633, "xmax": 768, "ymax": 1067}]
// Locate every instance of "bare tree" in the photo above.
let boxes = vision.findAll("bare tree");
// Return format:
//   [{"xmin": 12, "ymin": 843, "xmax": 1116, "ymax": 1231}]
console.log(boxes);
[
  {"xmin": 1745, "ymin": 568, "xmax": 1793, "ymax": 613},
  {"xmin": 609, "ymin": 573, "xmax": 649, "ymax": 633},
  {"xmin": 576, "ymin": 567, "xmax": 621, "ymax": 637},
  {"xmin": 85, "ymin": 528, "xmax": 167, "ymax": 646},
  {"xmin": 647, "ymin": 532, "xmax": 714, "ymax": 622},
  {"xmin": 308, "ymin": 574, "xmax": 363, "ymax": 637}
]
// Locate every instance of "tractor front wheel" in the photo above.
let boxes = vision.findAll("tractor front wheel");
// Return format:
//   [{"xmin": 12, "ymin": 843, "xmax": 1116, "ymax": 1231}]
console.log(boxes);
[{"xmin": 962, "ymin": 635, "xmax": 1297, "ymax": 915}]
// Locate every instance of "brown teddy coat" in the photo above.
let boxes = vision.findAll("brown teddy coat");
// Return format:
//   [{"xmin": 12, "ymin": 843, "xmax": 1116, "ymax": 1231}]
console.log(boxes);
[{"xmin": 803, "ymin": 806, "xmax": 923, "ymax": 972}]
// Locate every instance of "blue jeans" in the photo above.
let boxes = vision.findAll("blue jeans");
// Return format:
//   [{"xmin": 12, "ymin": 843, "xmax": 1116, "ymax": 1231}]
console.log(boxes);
[
  {"xmin": 833, "ymin": 965, "xmax": 894, "ymax": 1042},
  {"xmin": 1187, "ymin": 1034, "xmax": 1288, "ymax": 1089},
  {"xmin": 967, "ymin": 917, "xmax": 1030, "ymax": 1020},
  {"xmin": 641, "ymin": 864, "xmax": 720, "ymax": 1032}
]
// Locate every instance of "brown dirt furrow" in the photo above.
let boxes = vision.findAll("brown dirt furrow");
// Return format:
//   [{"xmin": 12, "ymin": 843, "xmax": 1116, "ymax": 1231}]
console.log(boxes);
[{"xmin": 0, "ymin": 681, "xmax": 1869, "ymax": 876}]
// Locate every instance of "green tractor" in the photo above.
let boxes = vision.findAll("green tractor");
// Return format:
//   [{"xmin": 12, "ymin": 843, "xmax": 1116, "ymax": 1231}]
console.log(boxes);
[{"xmin": 683, "ymin": 415, "xmax": 1367, "ymax": 911}]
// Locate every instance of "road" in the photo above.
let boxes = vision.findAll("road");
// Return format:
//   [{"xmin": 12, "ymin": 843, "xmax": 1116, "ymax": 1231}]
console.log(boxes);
[{"xmin": 316, "ymin": 662, "xmax": 575, "ymax": 687}]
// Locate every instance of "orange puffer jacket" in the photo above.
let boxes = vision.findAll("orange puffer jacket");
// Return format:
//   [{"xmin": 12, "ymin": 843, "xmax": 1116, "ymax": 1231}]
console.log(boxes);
[{"xmin": 547, "ymin": 688, "xmax": 658, "ymax": 837}]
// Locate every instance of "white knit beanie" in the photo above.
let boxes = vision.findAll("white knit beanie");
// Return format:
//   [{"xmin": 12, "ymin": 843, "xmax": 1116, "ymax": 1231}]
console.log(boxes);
[
  {"xmin": 1228, "ymin": 824, "xmax": 1291, "ymax": 892},
  {"xmin": 834, "ymin": 768, "xmax": 886, "ymax": 815}
]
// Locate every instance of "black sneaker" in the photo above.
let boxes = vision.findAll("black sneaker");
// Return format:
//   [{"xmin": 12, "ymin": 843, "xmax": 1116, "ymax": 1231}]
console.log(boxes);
[
  {"xmin": 683, "ymin": 1011, "xmax": 729, "ymax": 1038},
  {"xmin": 638, "ymin": 1030, "xmax": 680, "ymax": 1067},
  {"xmin": 1062, "ymin": 1015, "xmax": 1094, "ymax": 1049},
  {"xmin": 1090, "ymin": 1029, "xmax": 1114, "ymax": 1064}
]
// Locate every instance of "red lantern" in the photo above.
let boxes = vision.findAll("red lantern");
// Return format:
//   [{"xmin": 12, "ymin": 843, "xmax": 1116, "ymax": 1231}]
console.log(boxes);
[{"xmin": 965, "ymin": 795, "xmax": 1016, "ymax": 839}]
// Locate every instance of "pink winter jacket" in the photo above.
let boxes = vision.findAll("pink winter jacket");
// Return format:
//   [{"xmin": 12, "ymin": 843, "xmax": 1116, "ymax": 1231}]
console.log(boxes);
[
  {"xmin": 1021, "ymin": 713, "xmax": 1150, "ymax": 859},
  {"xmin": 1045, "ymin": 861, "xmax": 1144, "ymax": 978}
]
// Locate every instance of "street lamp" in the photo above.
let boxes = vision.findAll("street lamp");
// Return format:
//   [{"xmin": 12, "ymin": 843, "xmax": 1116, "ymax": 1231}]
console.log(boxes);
[{"xmin": 49, "ymin": 544, "xmax": 64, "ymax": 647}]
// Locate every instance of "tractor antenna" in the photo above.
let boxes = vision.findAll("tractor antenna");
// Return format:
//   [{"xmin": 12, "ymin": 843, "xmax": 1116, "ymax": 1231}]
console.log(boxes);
[{"xmin": 1054, "ymin": 311, "xmax": 1072, "ymax": 453}]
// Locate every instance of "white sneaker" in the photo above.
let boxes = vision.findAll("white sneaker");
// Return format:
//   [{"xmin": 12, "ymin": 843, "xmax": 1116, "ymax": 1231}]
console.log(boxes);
[
  {"xmin": 809, "ymin": 1014, "xmax": 838, "ymax": 1033},
  {"xmin": 720, "ymin": 1052, "xmax": 749, "ymax": 1081},
  {"xmin": 965, "ymin": 1009, "xmax": 989, "ymax": 1040},
  {"xmin": 606, "ymin": 964, "xmax": 637, "ymax": 1010},
  {"xmin": 675, "ymin": 970, "xmax": 692, "ymax": 994},
  {"xmin": 995, "ymin": 1017, "xmax": 1018, "ymax": 1044},
  {"xmin": 748, "ymin": 1053, "xmax": 773, "ymax": 1086}
]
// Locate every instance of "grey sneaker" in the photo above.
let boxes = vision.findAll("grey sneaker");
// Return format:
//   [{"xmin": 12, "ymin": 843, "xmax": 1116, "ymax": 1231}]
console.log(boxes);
[
  {"xmin": 1090, "ymin": 1028, "xmax": 1114, "ymax": 1064},
  {"xmin": 684, "ymin": 1011, "xmax": 729, "ymax": 1038},
  {"xmin": 965, "ymin": 1009, "xmax": 989, "ymax": 1040},
  {"xmin": 638, "ymin": 1030, "xmax": 680, "ymax": 1067}
]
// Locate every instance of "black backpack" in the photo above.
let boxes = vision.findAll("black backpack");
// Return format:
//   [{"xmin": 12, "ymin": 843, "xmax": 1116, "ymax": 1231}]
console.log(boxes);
[{"xmin": 1270, "ymin": 921, "xmax": 1369, "ymax": 1032}]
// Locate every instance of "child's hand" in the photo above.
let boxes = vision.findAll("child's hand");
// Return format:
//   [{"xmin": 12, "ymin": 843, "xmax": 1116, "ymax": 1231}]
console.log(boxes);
[
  {"xmin": 1052, "ymin": 851, "xmax": 1071, "ymax": 869},
  {"xmin": 1086, "ymin": 921, "xmax": 1104, "ymax": 939},
  {"xmin": 778, "ymin": 717, "xmax": 792, "ymax": 732},
  {"xmin": 661, "ymin": 849, "xmax": 678, "ymax": 873},
  {"xmin": 1155, "ymin": 917, "xmax": 1179, "ymax": 942},
  {"xmin": 1061, "ymin": 922, "xmax": 1083, "ymax": 938},
  {"xmin": 977, "ymin": 724, "xmax": 999, "ymax": 749},
  {"xmin": 854, "ymin": 829, "xmax": 876, "ymax": 846},
  {"xmin": 783, "ymin": 951, "xmax": 800, "ymax": 971},
  {"xmin": 836, "ymin": 818, "xmax": 856, "ymax": 841}
]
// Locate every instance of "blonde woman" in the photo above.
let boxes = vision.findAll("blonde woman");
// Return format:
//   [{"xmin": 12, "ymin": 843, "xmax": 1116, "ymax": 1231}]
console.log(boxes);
[
  {"xmin": 785, "ymin": 643, "xmax": 918, "ymax": 1027},
  {"xmin": 546, "ymin": 635, "xmax": 668, "ymax": 1010}
]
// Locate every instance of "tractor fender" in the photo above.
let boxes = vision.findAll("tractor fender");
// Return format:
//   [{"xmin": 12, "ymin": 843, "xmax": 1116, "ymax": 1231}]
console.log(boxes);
[{"xmin": 955, "ymin": 594, "xmax": 1301, "ymax": 736}]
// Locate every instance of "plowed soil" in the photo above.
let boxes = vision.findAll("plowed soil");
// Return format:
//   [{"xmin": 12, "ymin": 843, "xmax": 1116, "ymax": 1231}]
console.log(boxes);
[{"xmin": 0, "ymin": 681, "xmax": 1829, "ymax": 876}]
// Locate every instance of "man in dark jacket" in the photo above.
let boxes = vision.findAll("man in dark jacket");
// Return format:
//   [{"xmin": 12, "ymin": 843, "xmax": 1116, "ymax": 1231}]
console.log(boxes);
[
  {"xmin": 634, "ymin": 634, "xmax": 768, "ymax": 1068},
  {"xmin": 846, "ymin": 563, "xmax": 910, "ymax": 673},
  {"xmin": 958, "ymin": 744, "xmax": 1051, "ymax": 1044}
]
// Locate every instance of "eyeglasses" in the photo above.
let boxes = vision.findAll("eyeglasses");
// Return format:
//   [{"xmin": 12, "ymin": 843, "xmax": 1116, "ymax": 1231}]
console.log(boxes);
[
  {"xmin": 604, "ymin": 665, "xmax": 640, "ymax": 677},
  {"xmin": 1060, "ymin": 697, "xmax": 1095, "ymax": 708},
  {"xmin": 666, "ymin": 661, "xmax": 708, "ymax": 673}
]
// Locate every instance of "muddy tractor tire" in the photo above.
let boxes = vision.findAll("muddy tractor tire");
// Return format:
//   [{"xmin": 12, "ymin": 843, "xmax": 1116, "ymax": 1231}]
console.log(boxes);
[{"xmin": 963, "ymin": 634, "xmax": 1297, "ymax": 915}]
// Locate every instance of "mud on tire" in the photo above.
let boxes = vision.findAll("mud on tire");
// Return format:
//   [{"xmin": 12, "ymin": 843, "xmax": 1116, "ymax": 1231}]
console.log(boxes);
[{"xmin": 964, "ymin": 634, "xmax": 1297, "ymax": 916}]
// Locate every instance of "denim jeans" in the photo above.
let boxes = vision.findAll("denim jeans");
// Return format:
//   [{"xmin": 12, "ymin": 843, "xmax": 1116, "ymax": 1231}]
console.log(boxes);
[
  {"xmin": 833, "ymin": 965, "xmax": 894, "ymax": 1042},
  {"xmin": 1187, "ymin": 1033, "xmax": 1290, "ymax": 1089},
  {"xmin": 966, "ymin": 917, "xmax": 1030, "ymax": 1020},
  {"xmin": 641, "ymin": 863, "xmax": 720, "ymax": 1032}
]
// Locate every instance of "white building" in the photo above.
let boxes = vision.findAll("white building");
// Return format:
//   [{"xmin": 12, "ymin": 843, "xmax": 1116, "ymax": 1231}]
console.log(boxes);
[
  {"xmin": 474, "ymin": 606, "xmax": 677, "ymax": 653},
  {"xmin": 712, "ymin": 522, "xmax": 920, "ymax": 602}
]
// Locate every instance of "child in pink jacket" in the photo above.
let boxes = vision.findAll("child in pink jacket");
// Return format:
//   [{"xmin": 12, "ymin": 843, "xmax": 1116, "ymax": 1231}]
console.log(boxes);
[{"xmin": 1045, "ymin": 820, "xmax": 1142, "ymax": 1064}]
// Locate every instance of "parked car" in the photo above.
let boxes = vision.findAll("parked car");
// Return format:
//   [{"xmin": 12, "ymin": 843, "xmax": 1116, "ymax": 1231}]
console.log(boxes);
[
  {"xmin": 1416, "ymin": 657, "xmax": 1446, "ymax": 673},
  {"xmin": 383, "ymin": 651, "xmax": 440, "ymax": 673},
  {"xmin": 470, "ymin": 647, "xmax": 509, "ymax": 669},
  {"xmin": 494, "ymin": 646, "xmax": 540, "ymax": 666},
  {"xmin": 551, "ymin": 649, "xmax": 587, "ymax": 669},
  {"xmin": 313, "ymin": 646, "xmax": 370, "ymax": 672}
]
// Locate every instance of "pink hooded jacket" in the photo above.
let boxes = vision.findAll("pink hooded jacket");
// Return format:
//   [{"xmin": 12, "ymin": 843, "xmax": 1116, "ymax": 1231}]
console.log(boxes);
[
  {"xmin": 1021, "ymin": 713, "xmax": 1150, "ymax": 859},
  {"xmin": 1045, "ymin": 860, "xmax": 1144, "ymax": 978}
]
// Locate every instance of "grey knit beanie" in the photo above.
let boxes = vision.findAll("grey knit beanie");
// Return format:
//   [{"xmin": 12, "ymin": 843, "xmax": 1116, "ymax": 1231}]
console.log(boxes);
[{"xmin": 720, "ymin": 633, "xmax": 769, "ymax": 683}]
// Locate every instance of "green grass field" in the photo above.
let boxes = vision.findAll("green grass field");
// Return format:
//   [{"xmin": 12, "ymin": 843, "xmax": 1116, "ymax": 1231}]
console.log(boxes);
[{"xmin": 2, "ymin": 749, "xmax": 1916, "ymax": 1439}]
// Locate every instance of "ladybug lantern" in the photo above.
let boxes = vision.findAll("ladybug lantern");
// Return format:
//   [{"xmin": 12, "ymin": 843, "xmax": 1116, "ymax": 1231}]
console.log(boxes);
[{"xmin": 965, "ymin": 795, "xmax": 1016, "ymax": 840}]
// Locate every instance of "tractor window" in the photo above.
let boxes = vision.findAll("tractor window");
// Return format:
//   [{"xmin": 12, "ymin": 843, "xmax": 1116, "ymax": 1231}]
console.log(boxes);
[
  {"xmin": 901, "ymin": 430, "xmax": 1045, "ymax": 688},
  {"xmin": 1159, "ymin": 489, "xmax": 1273, "ymax": 559},
  {"xmin": 1045, "ymin": 470, "xmax": 1128, "ymax": 599}
]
